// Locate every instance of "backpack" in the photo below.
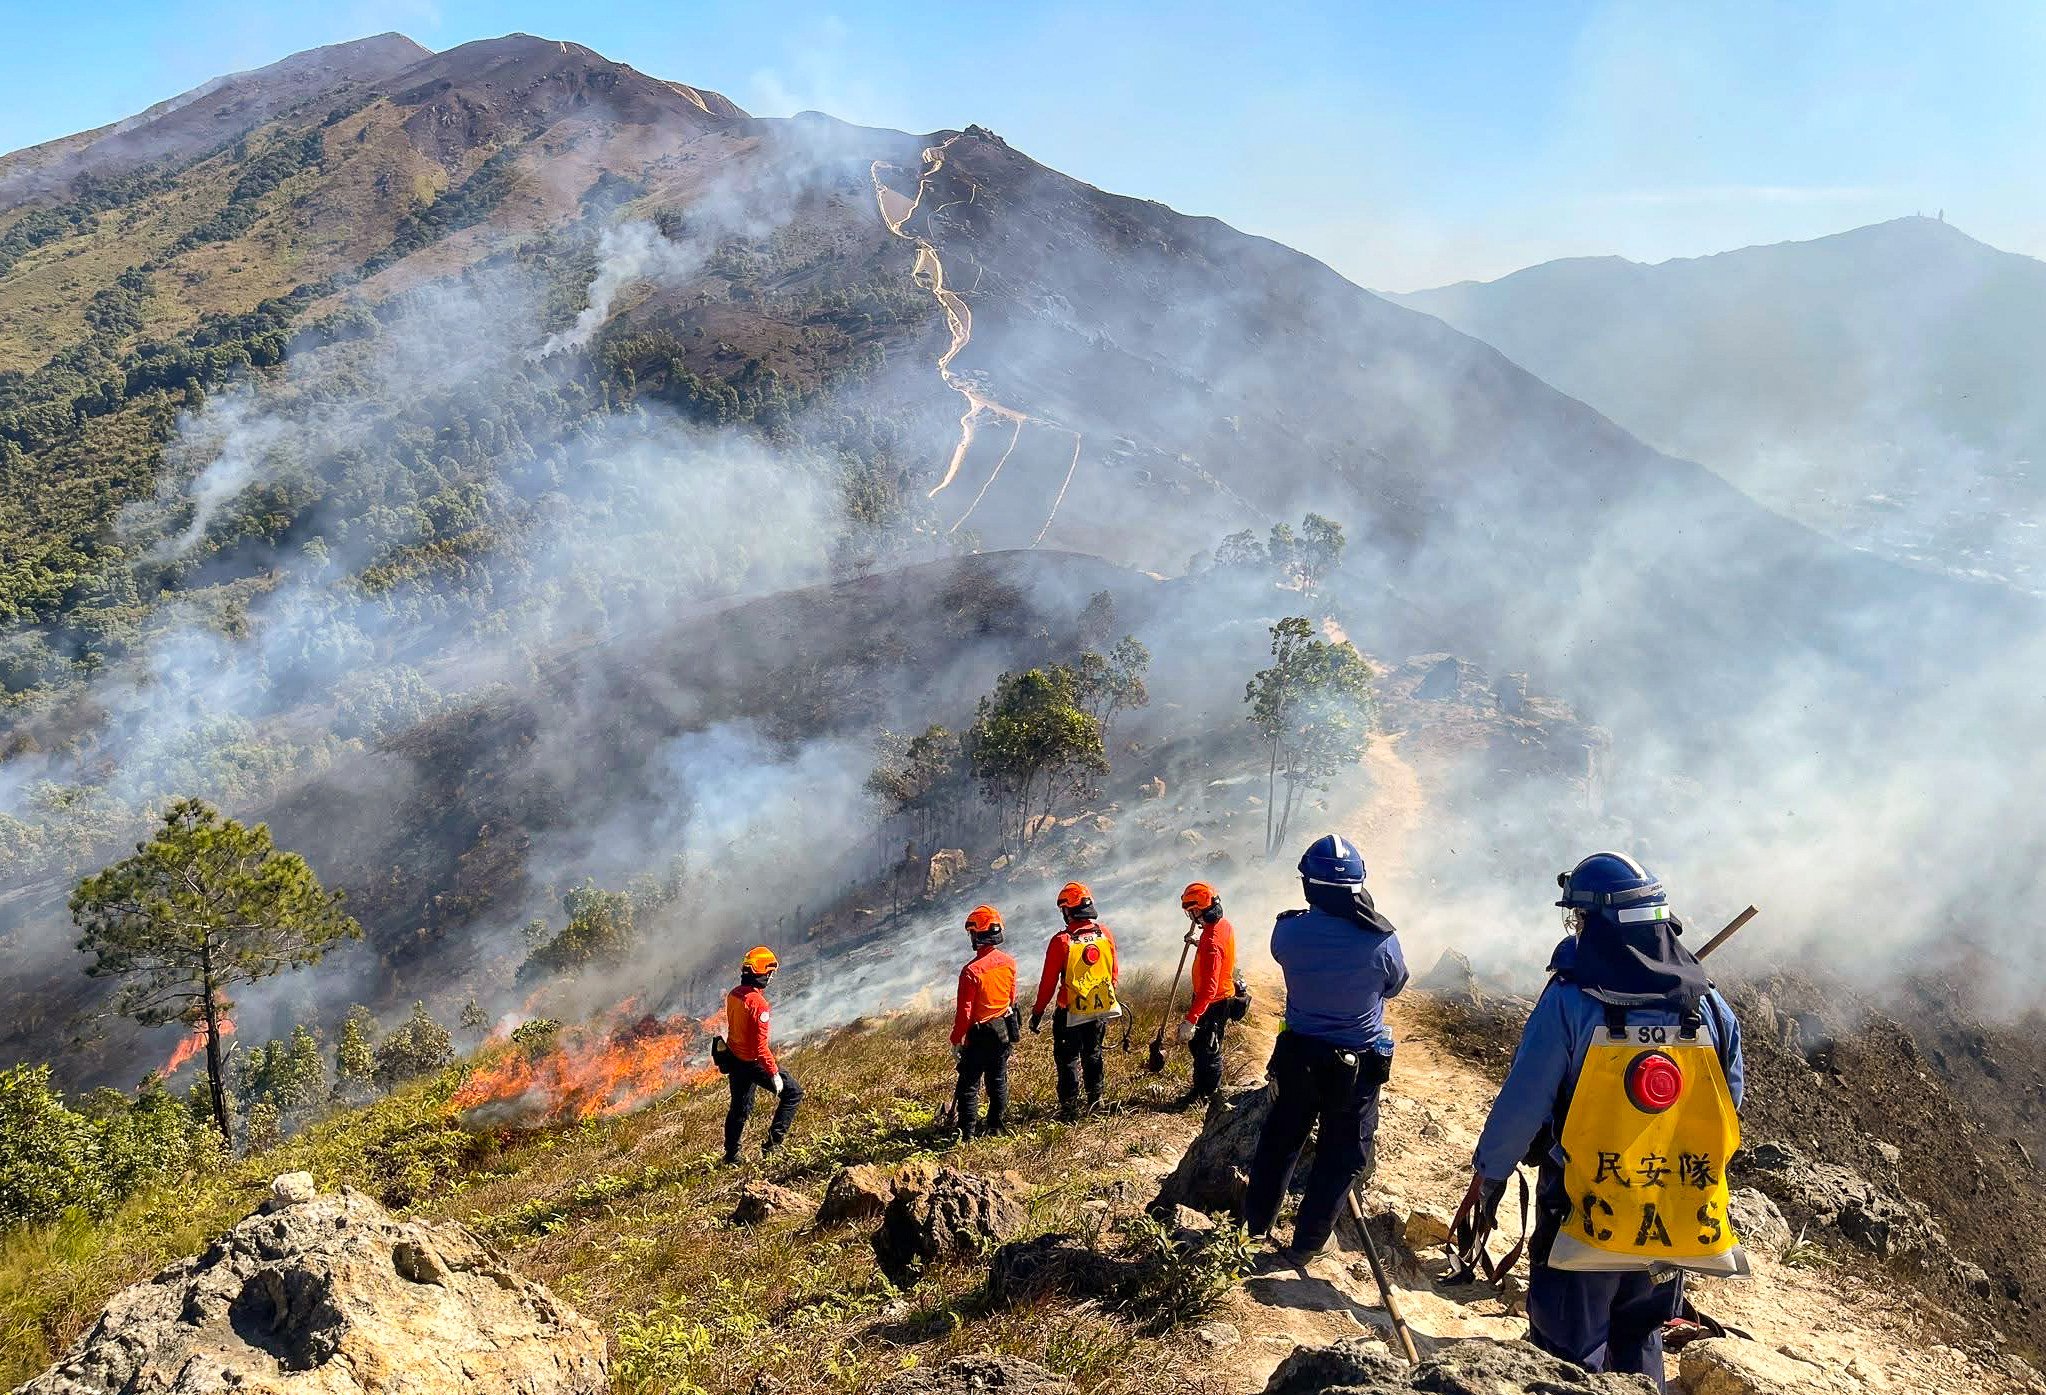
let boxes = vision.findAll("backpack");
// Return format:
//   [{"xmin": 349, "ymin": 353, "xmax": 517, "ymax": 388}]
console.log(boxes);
[
  {"xmin": 1063, "ymin": 928, "xmax": 1122, "ymax": 1024},
  {"xmin": 1548, "ymin": 999, "xmax": 1748, "ymax": 1278}
]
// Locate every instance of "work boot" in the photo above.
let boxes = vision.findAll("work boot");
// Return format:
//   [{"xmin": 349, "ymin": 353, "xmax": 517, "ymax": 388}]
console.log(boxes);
[{"xmin": 722, "ymin": 1151, "xmax": 741, "ymax": 1167}]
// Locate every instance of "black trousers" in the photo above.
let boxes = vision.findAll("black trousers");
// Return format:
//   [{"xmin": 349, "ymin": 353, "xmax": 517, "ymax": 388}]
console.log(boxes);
[
  {"xmin": 1051, "ymin": 1009, "xmax": 1106, "ymax": 1118},
  {"xmin": 725, "ymin": 1063, "xmax": 803, "ymax": 1161},
  {"xmin": 1241, "ymin": 1032, "xmax": 1386, "ymax": 1253},
  {"xmin": 954, "ymin": 1021, "xmax": 1013, "ymax": 1138},
  {"xmin": 1526, "ymin": 1162, "xmax": 1682, "ymax": 1392},
  {"xmin": 1188, "ymin": 1001, "xmax": 1231, "ymax": 1098}
]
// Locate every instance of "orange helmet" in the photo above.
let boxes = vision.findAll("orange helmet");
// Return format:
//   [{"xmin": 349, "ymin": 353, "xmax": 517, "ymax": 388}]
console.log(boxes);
[
  {"xmin": 965, "ymin": 905, "xmax": 1004, "ymax": 946},
  {"xmin": 1056, "ymin": 882, "xmax": 1096, "ymax": 920},
  {"xmin": 1180, "ymin": 882, "xmax": 1220, "ymax": 917},
  {"xmin": 741, "ymin": 946, "xmax": 779, "ymax": 978}
]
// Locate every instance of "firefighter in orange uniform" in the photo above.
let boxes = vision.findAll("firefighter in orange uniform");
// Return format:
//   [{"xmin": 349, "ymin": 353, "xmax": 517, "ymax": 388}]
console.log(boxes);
[
  {"xmin": 724, "ymin": 946, "xmax": 802, "ymax": 1164},
  {"xmin": 951, "ymin": 905, "xmax": 1021, "ymax": 1139},
  {"xmin": 1176, "ymin": 881, "xmax": 1240, "ymax": 1108},
  {"xmin": 1029, "ymin": 882, "xmax": 1121, "ymax": 1121}
]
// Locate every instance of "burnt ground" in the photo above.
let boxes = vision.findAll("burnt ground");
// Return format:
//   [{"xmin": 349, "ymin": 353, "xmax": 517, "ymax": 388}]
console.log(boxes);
[{"xmin": 1417, "ymin": 961, "xmax": 2046, "ymax": 1366}]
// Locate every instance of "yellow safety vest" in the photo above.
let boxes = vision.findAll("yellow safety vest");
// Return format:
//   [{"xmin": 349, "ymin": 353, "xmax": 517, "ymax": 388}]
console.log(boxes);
[
  {"xmin": 1550, "ymin": 1006, "xmax": 1748, "ymax": 1277},
  {"xmin": 1063, "ymin": 930, "xmax": 1122, "ymax": 1024}
]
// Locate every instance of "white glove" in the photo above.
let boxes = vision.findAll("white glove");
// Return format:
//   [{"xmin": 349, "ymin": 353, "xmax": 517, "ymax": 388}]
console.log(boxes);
[
  {"xmin": 770, "ymin": 1073, "xmax": 784, "ymax": 1094},
  {"xmin": 1176, "ymin": 1019, "xmax": 1197, "ymax": 1046}
]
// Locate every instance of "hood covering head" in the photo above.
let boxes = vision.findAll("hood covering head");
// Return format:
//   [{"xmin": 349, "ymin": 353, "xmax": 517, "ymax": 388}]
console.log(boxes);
[
  {"xmin": 1557, "ymin": 913, "xmax": 1711, "ymax": 1007},
  {"xmin": 1304, "ymin": 880, "xmax": 1400, "ymax": 937}
]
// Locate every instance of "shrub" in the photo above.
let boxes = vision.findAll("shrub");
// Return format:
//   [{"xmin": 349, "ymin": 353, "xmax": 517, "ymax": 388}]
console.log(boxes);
[{"xmin": 373, "ymin": 1003, "xmax": 454, "ymax": 1088}]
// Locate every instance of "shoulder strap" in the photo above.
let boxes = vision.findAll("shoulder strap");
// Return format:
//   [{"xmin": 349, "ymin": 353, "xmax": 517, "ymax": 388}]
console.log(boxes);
[{"xmin": 1601, "ymin": 1001, "xmax": 1629, "ymax": 1040}]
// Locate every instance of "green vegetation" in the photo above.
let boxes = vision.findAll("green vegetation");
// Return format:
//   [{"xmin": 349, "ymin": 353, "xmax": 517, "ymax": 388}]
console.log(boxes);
[
  {"xmin": 70, "ymin": 798, "xmax": 362, "ymax": 1139},
  {"xmin": 1245, "ymin": 617, "xmax": 1377, "ymax": 856},
  {"xmin": 1213, "ymin": 512, "xmax": 1346, "ymax": 591},
  {"xmin": 969, "ymin": 666, "xmax": 1108, "ymax": 856},
  {"xmin": 518, "ymin": 880, "xmax": 642, "ymax": 983},
  {"xmin": 0, "ymin": 1066, "xmax": 209, "ymax": 1229},
  {"xmin": 371, "ymin": 1002, "xmax": 456, "ymax": 1090}
]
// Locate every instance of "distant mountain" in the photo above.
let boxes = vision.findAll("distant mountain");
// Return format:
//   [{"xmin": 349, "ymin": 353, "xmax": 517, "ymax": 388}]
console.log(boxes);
[
  {"xmin": 1394, "ymin": 218, "xmax": 2046, "ymax": 590},
  {"xmin": 0, "ymin": 35, "xmax": 430, "ymax": 212}
]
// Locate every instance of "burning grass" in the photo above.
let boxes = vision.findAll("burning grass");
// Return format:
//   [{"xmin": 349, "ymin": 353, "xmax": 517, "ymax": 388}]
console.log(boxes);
[{"xmin": 449, "ymin": 1008, "xmax": 720, "ymax": 1126}]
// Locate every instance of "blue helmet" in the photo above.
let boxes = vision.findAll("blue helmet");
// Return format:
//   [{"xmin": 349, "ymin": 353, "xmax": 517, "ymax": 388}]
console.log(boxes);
[
  {"xmin": 1298, "ymin": 834, "xmax": 1366, "ymax": 887},
  {"xmin": 1556, "ymin": 852, "xmax": 1669, "ymax": 924}
]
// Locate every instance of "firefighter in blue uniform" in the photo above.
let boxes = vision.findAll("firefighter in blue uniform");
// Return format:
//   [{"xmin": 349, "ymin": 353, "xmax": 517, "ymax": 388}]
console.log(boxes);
[
  {"xmin": 1241, "ymin": 834, "xmax": 1409, "ymax": 1259},
  {"xmin": 1466, "ymin": 853, "xmax": 1747, "ymax": 1393}
]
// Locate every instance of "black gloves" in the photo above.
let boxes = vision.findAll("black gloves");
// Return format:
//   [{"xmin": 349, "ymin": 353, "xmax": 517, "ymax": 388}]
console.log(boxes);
[{"xmin": 1029, "ymin": 1010, "xmax": 1044, "ymax": 1034}]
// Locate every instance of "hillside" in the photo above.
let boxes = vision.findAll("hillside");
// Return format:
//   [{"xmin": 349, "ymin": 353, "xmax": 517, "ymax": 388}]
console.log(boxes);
[
  {"xmin": 5, "ymin": 977, "xmax": 2040, "ymax": 1394},
  {"xmin": 1393, "ymin": 218, "xmax": 2046, "ymax": 592},
  {"xmin": 2, "ymin": 30, "xmax": 2043, "ymax": 1192}
]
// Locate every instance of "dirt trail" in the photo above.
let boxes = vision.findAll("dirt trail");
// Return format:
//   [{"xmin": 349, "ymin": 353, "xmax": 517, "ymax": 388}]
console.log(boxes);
[
  {"xmin": 868, "ymin": 138, "xmax": 1084, "ymax": 544},
  {"xmin": 1174, "ymin": 993, "xmax": 2031, "ymax": 1393}
]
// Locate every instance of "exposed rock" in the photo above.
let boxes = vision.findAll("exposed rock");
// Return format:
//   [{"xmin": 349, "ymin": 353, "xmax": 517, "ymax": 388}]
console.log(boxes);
[
  {"xmin": 16, "ymin": 1185, "xmax": 604, "ymax": 1395},
  {"xmin": 1191, "ymin": 1319, "xmax": 1241, "ymax": 1348},
  {"xmin": 1262, "ymin": 1336, "xmax": 1653, "ymax": 1394},
  {"xmin": 1411, "ymin": 655, "xmax": 1482, "ymax": 702},
  {"xmin": 730, "ymin": 1180, "xmax": 814, "ymax": 1226},
  {"xmin": 1495, "ymin": 672, "xmax": 1530, "ymax": 715},
  {"xmin": 266, "ymin": 1172, "xmax": 317, "ymax": 1211},
  {"xmin": 1725, "ymin": 1187, "xmax": 1791, "ymax": 1252},
  {"xmin": 818, "ymin": 1164, "xmax": 896, "ymax": 1228},
  {"xmin": 926, "ymin": 848, "xmax": 969, "ymax": 897},
  {"xmin": 1139, "ymin": 777, "xmax": 1166, "ymax": 801},
  {"xmin": 1401, "ymin": 1204, "xmax": 1454, "ymax": 1252},
  {"xmin": 986, "ymin": 1233, "xmax": 1142, "ymax": 1307},
  {"xmin": 1171, "ymin": 1204, "xmax": 1217, "ymax": 1237},
  {"xmin": 1416, "ymin": 949, "xmax": 1481, "ymax": 1004},
  {"xmin": 884, "ymin": 1354, "xmax": 1075, "ymax": 1395},
  {"xmin": 1150, "ymin": 1085, "xmax": 1285, "ymax": 1216},
  {"xmin": 1679, "ymin": 1337, "xmax": 1839, "ymax": 1395},
  {"xmin": 1743, "ymin": 1141, "xmax": 1946, "ymax": 1263},
  {"xmin": 1178, "ymin": 828, "xmax": 1205, "ymax": 848},
  {"xmin": 873, "ymin": 1166, "xmax": 1025, "ymax": 1282}
]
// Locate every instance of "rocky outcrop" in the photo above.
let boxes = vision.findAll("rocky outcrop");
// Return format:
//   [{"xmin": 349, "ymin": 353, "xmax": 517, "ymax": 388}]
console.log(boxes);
[
  {"xmin": 925, "ymin": 849, "xmax": 968, "ymax": 897},
  {"xmin": 883, "ymin": 1354, "xmax": 1074, "ymax": 1395},
  {"xmin": 1150, "ymin": 1085, "xmax": 1283, "ymax": 1215},
  {"xmin": 16, "ymin": 1178, "xmax": 605, "ymax": 1395},
  {"xmin": 1724, "ymin": 1187, "xmax": 1791, "ymax": 1252},
  {"xmin": 1678, "ymin": 1337, "xmax": 1840, "ymax": 1395},
  {"xmin": 1262, "ymin": 1336, "xmax": 1654, "ymax": 1393},
  {"xmin": 872, "ymin": 1166, "xmax": 1025, "ymax": 1282},
  {"xmin": 1743, "ymin": 1141, "xmax": 1946, "ymax": 1263},
  {"xmin": 730, "ymin": 1180, "xmax": 814, "ymax": 1226},
  {"xmin": 818, "ymin": 1164, "xmax": 896, "ymax": 1228},
  {"xmin": 985, "ymin": 1234, "xmax": 1147, "ymax": 1307}
]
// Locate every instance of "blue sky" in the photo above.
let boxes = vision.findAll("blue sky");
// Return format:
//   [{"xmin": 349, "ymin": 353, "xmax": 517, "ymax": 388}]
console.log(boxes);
[{"xmin": 2, "ymin": 0, "xmax": 2040, "ymax": 290}]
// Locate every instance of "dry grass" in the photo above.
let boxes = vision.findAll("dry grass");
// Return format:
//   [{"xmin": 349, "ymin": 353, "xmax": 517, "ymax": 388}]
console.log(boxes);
[{"xmin": 1, "ymin": 978, "xmax": 1244, "ymax": 1395}]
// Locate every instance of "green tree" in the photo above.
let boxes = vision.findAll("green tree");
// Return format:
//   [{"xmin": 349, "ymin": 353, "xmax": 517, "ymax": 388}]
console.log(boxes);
[
  {"xmin": 459, "ymin": 997, "xmax": 488, "ymax": 1032},
  {"xmin": 1265, "ymin": 522, "xmax": 1297, "ymax": 581},
  {"xmin": 372, "ymin": 1002, "xmax": 454, "ymax": 1089},
  {"xmin": 1295, "ymin": 513, "xmax": 1346, "ymax": 593},
  {"xmin": 70, "ymin": 799, "xmax": 361, "ymax": 1142},
  {"xmin": 517, "ymin": 880, "xmax": 639, "ymax": 983},
  {"xmin": 1073, "ymin": 636, "xmax": 1152, "ymax": 749},
  {"xmin": 235, "ymin": 1023, "xmax": 326, "ymax": 1128},
  {"xmin": 333, "ymin": 1004, "xmax": 376, "ymax": 1103},
  {"xmin": 0, "ymin": 1065, "xmax": 199, "ymax": 1227},
  {"xmin": 243, "ymin": 1100, "xmax": 282, "ymax": 1154},
  {"xmin": 969, "ymin": 666, "xmax": 1108, "ymax": 855},
  {"xmin": 1245, "ymin": 618, "xmax": 1377, "ymax": 855},
  {"xmin": 1214, "ymin": 529, "xmax": 1264, "ymax": 568},
  {"xmin": 866, "ymin": 724, "xmax": 965, "ymax": 849}
]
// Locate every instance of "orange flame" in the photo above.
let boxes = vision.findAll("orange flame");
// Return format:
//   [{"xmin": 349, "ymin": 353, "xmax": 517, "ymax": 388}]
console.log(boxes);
[
  {"xmin": 448, "ymin": 1008, "xmax": 719, "ymax": 1128},
  {"xmin": 160, "ymin": 1018, "xmax": 234, "ymax": 1076}
]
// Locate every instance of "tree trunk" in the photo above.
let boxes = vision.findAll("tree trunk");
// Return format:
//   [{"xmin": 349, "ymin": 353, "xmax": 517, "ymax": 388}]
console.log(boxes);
[
  {"xmin": 1264, "ymin": 736, "xmax": 1281, "ymax": 856},
  {"xmin": 198, "ymin": 945, "xmax": 230, "ymax": 1144}
]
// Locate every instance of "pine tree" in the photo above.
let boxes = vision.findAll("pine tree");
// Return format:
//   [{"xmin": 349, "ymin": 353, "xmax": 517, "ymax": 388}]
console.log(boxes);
[{"xmin": 334, "ymin": 1005, "xmax": 375, "ymax": 1103}]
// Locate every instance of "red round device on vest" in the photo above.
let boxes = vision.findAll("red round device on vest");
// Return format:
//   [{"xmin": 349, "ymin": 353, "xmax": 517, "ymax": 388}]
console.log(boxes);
[
  {"xmin": 1625, "ymin": 1050, "xmax": 1683, "ymax": 1113},
  {"xmin": 1082, "ymin": 944, "xmax": 1100, "ymax": 964}
]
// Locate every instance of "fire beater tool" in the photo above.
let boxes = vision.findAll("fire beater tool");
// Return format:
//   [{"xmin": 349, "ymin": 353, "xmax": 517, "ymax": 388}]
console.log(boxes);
[{"xmin": 1137, "ymin": 936, "xmax": 1195, "ymax": 1071}]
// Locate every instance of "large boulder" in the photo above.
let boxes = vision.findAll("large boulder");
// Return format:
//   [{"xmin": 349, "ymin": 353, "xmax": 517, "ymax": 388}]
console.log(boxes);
[
  {"xmin": 1150, "ymin": 1085, "xmax": 1287, "ymax": 1215},
  {"xmin": 818, "ymin": 1164, "xmax": 896, "ymax": 1228},
  {"xmin": 1262, "ymin": 1337, "xmax": 1654, "ymax": 1394},
  {"xmin": 872, "ymin": 1166, "xmax": 1025, "ymax": 1282},
  {"xmin": 1678, "ymin": 1338, "xmax": 1840, "ymax": 1395},
  {"xmin": 883, "ymin": 1354, "xmax": 1074, "ymax": 1395},
  {"xmin": 16, "ymin": 1180, "xmax": 605, "ymax": 1395}
]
